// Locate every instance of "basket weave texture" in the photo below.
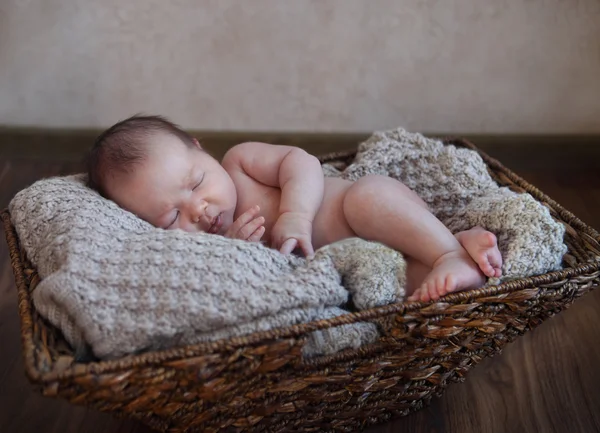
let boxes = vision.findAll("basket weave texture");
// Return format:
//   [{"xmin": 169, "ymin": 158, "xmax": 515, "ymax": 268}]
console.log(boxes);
[{"xmin": 2, "ymin": 138, "xmax": 599, "ymax": 433}]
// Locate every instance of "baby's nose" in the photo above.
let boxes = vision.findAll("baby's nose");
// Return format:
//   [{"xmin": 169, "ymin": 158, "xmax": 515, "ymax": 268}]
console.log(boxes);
[{"xmin": 191, "ymin": 199, "xmax": 208, "ymax": 223}]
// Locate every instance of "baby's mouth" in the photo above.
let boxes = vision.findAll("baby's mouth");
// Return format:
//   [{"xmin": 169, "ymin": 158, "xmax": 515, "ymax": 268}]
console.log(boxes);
[{"xmin": 208, "ymin": 213, "xmax": 222, "ymax": 234}]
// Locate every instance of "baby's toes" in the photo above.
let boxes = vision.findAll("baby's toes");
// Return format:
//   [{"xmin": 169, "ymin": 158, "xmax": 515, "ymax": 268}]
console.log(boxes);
[
  {"xmin": 443, "ymin": 274, "xmax": 458, "ymax": 295},
  {"xmin": 420, "ymin": 283, "xmax": 433, "ymax": 302},
  {"xmin": 407, "ymin": 288, "xmax": 422, "ymax": 302},
  {"xmin": 480, "ymin": 256, "xmax": 496, "ymax": 278},
  {"xmin": 488, "ymin": 251, "xmax": 503, "ymax": 277},
  {"xmin": 432, "ymin": 278, "xmax": 446, "ymax": 300},
  {"xmin": 409, "ymin": 285, "xmax": 425, "ymax": 302}
]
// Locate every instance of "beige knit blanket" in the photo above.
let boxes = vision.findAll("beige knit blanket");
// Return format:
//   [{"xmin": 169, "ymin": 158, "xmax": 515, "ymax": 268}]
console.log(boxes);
[{"xmin": 9, "ymin": 128, "xmax": 567, "ymax": 360}]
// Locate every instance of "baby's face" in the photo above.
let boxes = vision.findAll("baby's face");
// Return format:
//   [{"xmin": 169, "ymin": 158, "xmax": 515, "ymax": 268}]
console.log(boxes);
[{"xmin": 106, "ymin": 133, "xmax": 238, "ymax": 234}]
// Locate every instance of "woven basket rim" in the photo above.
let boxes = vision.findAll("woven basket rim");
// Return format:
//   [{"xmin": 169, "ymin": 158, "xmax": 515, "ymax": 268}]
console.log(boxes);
[{"xmin": 3, "ymin": 137, "xmax": 600, "ymax": 384}]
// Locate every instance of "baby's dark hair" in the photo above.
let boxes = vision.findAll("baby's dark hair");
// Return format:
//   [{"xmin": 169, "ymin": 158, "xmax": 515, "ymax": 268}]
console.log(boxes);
[{"xmin": 86, "ymin": 114, "xmax": 196, "ymax": 196}]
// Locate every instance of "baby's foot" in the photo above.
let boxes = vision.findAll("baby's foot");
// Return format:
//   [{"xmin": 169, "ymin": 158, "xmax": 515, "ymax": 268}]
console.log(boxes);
[
  {"xmin": 407, "ymin": 251, "xmax": 485, "ymax": 302},
  {"xmin": 455, "ymin": 227, "xmax": 503, "ymax": 278}
]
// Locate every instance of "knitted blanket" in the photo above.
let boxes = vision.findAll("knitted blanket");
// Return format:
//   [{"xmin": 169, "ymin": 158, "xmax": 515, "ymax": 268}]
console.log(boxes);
[{"xmin": 9, "ymin": 128, "xmax": 567, "ymax": 360}]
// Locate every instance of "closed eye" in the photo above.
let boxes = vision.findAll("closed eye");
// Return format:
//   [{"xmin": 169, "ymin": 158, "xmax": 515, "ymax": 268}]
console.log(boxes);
[
  {"xmin": 192, "ymin": 174, "xmax": 205, "ymax": 191},
  {"xmin": 166, "ymin": 211, "xmax": 179, "ymax": 229}
]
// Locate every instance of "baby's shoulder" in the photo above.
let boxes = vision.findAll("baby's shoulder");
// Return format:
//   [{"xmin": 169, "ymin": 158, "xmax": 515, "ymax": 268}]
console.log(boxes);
[
  {"xmin": 223, "ymin": 141, "xmax": 275, "ymax": 160},
  {"xmin": 221, "ymin": 141, "xmax": 283, "ymax": 178}
]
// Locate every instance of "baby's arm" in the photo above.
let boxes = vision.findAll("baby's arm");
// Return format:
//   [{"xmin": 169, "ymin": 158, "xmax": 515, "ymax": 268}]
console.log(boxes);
[{"xmin": 222, "ymin": 142, "xmax": 324, "ymax": 256}]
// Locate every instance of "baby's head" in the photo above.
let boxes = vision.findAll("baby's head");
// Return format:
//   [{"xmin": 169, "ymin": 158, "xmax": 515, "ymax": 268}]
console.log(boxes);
[{"xmin": 87, "ymin": 115, "xmax": 237, "ymax": 233}]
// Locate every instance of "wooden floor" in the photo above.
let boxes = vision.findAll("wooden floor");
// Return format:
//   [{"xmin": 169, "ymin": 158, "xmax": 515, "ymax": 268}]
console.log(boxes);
[{"xmin": 1, "ymin": 145, "xmax": 600, "ymax": 433}]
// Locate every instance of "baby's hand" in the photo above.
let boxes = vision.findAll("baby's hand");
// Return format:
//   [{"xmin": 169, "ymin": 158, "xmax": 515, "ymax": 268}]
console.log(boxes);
[
  {"xmin": 224, "ymin": 205, "xmax": 265, "ymax": 242},
  {"xmin": 271, "ymin": 211, "xmax": 314, "ymax": 258}
]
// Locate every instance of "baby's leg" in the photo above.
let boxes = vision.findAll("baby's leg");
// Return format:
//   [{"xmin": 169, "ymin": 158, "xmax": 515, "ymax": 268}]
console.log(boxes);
[
  {"xmin": 397, "ymin": 190, "xmax": 503, "ymax": 281},
  {"xmin": 342, "ymin": 175, "xmax": 485, "ymax": 301},
  {"xmin": 348, "ymin": 177, "xmax": 502, "ymax": 295}
]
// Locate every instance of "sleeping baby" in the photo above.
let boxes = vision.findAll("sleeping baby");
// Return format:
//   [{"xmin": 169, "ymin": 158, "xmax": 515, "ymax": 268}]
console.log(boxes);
[{"xmin": 86, "ymin": 115, "xmax": 503, "ymax": 302}]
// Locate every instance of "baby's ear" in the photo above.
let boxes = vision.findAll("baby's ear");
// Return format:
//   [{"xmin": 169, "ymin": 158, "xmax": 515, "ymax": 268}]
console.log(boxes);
[{"xmin": 192, "ymin": 138, "xmax": 203, "ymax": 149}]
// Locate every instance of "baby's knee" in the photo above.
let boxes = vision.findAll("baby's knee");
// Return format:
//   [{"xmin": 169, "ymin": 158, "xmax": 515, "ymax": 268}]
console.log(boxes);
[
  {"xmin": 347, "ymin": 175, "xmax": 387, "ymax": 197},
  {"xmin": 345, "ymin": 174, "xmax": 379, "ymax": 200},
  {"xmin": 344, "ymin": 174, "xmax": 427, "ymax": 212},
  {"xmin": 342, "ymin": 175, "xmax": 386, "ymax": 218}
]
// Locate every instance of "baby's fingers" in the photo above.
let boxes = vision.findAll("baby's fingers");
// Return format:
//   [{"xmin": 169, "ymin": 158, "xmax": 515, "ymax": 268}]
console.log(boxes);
[
  {"xmin": 238, "ymin": 216, "xmax": 265, "ymax": 240},
  {"xmin": 231, "ymin": 205, "xmax": 259, "ymax": 226},
  {"xmin": 298, "ymin": 239, "xmax": 315, "ymax": 259},
  {"xmin": 279, "ymin": 238, "xmax": 298, "ymax": 255},
  {"xmin": 225, "ymin": 205, "xmax": 260, "ymax": 238},
  {"xmin": 247, "ymin": 226, "xmax": 265, "ymax": 242}
]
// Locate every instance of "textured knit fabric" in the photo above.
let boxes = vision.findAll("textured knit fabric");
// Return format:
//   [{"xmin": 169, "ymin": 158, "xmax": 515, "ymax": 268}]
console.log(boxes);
[{"xmin": 9, "ymin": 128, "xmax": 567, "ymax": 360}]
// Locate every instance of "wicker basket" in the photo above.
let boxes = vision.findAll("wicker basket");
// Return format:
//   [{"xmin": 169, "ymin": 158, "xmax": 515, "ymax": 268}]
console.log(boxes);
[{"xmin": 2, "ymin": 138, "xmax": 599, "ymax": 433}]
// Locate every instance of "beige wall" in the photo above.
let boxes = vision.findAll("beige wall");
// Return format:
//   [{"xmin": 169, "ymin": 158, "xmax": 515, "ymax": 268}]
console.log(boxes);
[{"xmin": 1, "ymin": 0, "xmax": 599, "ymax": 133}]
